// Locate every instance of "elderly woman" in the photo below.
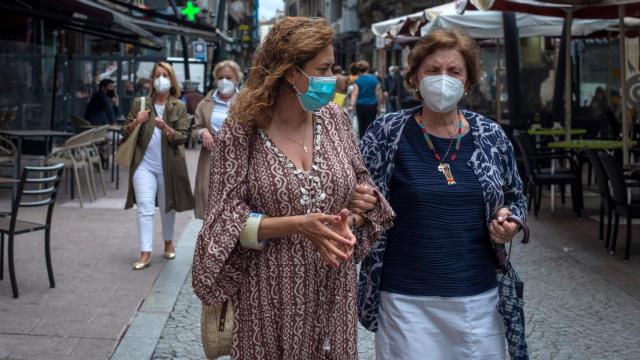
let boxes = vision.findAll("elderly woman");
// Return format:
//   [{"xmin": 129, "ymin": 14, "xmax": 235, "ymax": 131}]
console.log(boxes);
[
  {"xmin": 192, "ymin": 17, "xmax": 394, "ymax": 359},
  {"xmin": 353, "ymin": 29, "xmax": 528, "ymax": 359},
  {"xmin": 123, "ymin": 62, "xmax": 194, "ymax": 269},
  {"xmin": 193, "ymin": 60, "xmax": 243, "ymax": 219}
]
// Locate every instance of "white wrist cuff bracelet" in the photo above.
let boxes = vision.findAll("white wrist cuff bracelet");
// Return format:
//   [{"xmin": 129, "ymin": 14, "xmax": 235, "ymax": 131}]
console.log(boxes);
[{"xmin": 240, "ymin": 212, "xmax": 267, "ymax": 250}]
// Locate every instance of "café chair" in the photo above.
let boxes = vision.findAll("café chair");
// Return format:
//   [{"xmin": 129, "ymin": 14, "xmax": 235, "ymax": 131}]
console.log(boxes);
[{"xmin": 0, "ymin": 163, "xmax": 64, "ymax": 298}]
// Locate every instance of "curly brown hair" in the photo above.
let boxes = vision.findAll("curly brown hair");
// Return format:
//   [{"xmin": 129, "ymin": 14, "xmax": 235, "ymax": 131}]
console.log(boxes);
[
  {"xmin": 229, "ymin": 17, "xmax": 335, "ymax": 128},
  {"xmin": 405, "ymin": 29, "xmax": 480, "ymax": 93}
]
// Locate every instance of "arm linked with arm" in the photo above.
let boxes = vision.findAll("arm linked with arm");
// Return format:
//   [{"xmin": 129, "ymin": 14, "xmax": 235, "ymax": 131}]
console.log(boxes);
[{"xmin": 340, "ymin": 108, "xmax": 395, "ymax": 262}]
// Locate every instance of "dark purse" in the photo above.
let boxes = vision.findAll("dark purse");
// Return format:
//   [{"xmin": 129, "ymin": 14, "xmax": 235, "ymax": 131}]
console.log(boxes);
[{"xmin": 496, "ymin": 216, "xmax": 530, "ymax": 360}]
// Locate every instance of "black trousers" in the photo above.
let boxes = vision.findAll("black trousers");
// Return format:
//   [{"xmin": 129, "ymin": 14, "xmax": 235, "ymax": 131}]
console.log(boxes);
[{"xmin": 356, "ymin": 104, "xmax": 378, "ymax": 139}]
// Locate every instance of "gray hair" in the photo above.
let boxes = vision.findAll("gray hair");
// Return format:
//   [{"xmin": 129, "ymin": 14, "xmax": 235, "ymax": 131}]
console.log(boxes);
[{"xmin": 213, "ymin": 60, "xmax": 244, "ymax": 84}]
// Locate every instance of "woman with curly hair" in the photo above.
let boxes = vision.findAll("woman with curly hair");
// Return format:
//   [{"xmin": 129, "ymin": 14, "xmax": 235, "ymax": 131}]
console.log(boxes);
[{"xmin": 191, "ymin": 17, "xmax": 394, "ymax": 359}]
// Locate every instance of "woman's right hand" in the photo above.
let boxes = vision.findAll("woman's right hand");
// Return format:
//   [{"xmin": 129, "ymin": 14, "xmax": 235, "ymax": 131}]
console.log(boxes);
[
  {"xmin": 297, "ymin": 213, "xmax": 356, "ymax": 268},
  {"xmin": 202, "ymin": 129, "xmax": 214, "ymax": 150},
  {"xmin": 349, "ymin": 184, "xmax": 378, "ymax": 214},
  {"xmin": 135, "ymin": 109, "xmax": 151, "ymax": 125}
]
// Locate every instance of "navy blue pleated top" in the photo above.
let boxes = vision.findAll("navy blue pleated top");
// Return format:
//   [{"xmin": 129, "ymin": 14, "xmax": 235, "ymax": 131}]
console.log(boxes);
[{"xmin": 380, "ymin": 118, "xmax": 497, "ymax": 297}]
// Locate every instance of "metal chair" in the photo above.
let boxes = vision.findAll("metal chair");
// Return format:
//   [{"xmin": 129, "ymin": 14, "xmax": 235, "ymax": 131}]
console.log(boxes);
[
  {"xmin": 585, "ymin": 149, "xmax": 614, "ymax": 248},
  {"xmin": 0, "ymin": 163, "xmax": 64, "ymax": 298},
  {"xmin": 599, "ymin": 151, "xmax": 640, "ymax": 260},
  {"xmin": 513, "ymin": 133, "xmax": 583, "ymax": 217}
]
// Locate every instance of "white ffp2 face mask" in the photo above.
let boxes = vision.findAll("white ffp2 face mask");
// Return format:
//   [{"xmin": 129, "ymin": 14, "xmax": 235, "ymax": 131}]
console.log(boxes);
[
  {"xmin": 420, "ymin": 75, "xmax": 464, "ymax": 113},
  {"xmin": 154, "ymin": 76, "xmax": 171, "ymax": 93},
  {"xmin": 217, "ymin": 78, "xmax": 236, "ymax": 96}
]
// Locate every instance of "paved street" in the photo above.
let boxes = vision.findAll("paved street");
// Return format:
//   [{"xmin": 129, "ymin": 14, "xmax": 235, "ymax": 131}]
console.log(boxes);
[
  {"xmin": 151, "ymin": 271, "xmax": 376, "ymax": 360},
  {"xmin": 149, "ymin": 198, "xmax": 640, "ymax": 360},
  {"xmin": 0, "ymin": 148, "xmax": 199, "ymax": 360},
  {"xmin": 2, "ymin": 144, "xmax": 640, "ymax": 360}
]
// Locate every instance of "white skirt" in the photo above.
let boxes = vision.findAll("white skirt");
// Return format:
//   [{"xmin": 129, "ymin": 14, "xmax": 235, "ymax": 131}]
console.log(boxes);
[{"xmin": 375, "ymin": 287, "xmax": 507, "ymax": 360}]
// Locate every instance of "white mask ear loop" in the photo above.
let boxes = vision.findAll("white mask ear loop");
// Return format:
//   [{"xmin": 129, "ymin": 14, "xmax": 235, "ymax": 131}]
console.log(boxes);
[{"xmin": 291, "ymin": 66, "xmax": 309, "ymax": 95}]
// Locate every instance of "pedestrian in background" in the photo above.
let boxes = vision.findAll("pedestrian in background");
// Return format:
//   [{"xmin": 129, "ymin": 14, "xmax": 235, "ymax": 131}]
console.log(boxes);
[
  {"xmin": 135, "ymin": 78, "xmax": 152, "ymax": 97},
  {"xmin": 398, "ymin": 64, "xmax": 422, "ymax": 109},
  {"xmin": 192, "ymin": 16, "xmax": 394, "ymax": 359},
  {"xmin": 348, "ymin": 62, "xmax": 359, "ymax": 84},
  {"xmin": 331, "ymin": 65, "xmax": 349, "ymax": 107},
  {"xmin": 349, "ymin": 60, "xmax": 383, "ymax": 138},
  {"xmin": 84, "ymin": 78, "xmax": 119, "ymax": 125},
  {"xmin": 193, "ymin": 59, "xmax": 243, "ymax": 219},
  {"xmin": 122, "ymin": 61, "xmax": 194, "ymax": 270},
  {"xmin": 182, "ymin": 80, "xmax": 204, "ymax": 116},
  {"xmin": 383, "ymin": 65, "xmax": 400, "ymax": 113},
  {"xmin": 354, "ymin": 29, "xmax": 528, "ymax": 359}
]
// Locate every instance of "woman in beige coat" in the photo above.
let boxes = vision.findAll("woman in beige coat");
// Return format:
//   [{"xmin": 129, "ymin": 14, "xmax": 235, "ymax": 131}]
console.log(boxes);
[
  {"xmin": 123, "ymin": 62, "xmax": 195, "ymax": 269},
  {"xmin": 193, "ymin": 60, "xmax": 243, "ymax": 219}
]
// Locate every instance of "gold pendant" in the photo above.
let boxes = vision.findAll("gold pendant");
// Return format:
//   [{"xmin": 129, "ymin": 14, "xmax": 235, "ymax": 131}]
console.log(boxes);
[
  {"xmin": 438, "ymin": 163, "xmax": 456, "ymax": 185},
  {"xmin": 303, "ymin": 145, "xmax": 308, "ymax": 153}
]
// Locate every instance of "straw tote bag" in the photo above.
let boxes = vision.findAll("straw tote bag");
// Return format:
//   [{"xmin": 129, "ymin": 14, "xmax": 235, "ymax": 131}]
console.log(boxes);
[
  {"xmin": 201, "ymin": 301, "xmax": 233, "ymax": 359},
  {"xmin": 115, "ymin": 97, "xmax": 145, "ymax": 168}
]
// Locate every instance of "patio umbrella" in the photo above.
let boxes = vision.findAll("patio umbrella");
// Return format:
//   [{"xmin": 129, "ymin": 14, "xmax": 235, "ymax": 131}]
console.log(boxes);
[
  {"xmin": 468, "ymin": 0, "xmax": 640, "ymax": 164},
  {"xmin": 421, "ymin": 1, "xmax": 621, "ymax": 124},
  {"xmin": 422, "ymin": 2, "xmax": 620, "ymax": 38}
]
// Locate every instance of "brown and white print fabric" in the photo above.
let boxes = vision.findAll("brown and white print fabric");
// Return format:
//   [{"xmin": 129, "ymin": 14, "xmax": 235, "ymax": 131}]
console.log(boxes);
[{"xmin": 192, "ymin": 103, "xmax": 394, "ymax": 359}]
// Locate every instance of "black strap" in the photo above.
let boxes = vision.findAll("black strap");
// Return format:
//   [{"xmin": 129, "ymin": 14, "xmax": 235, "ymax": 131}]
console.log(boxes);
[{"xmin": 218, "ymin": 300, "xmax": 229, "ymax": 332}]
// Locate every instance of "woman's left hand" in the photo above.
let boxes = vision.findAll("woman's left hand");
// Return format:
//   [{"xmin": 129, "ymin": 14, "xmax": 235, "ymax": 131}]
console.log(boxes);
[
  {"xmin": 489, "ymin": 208, "xmax": 520, "ymax": 244},
  {"xmin": 349, "ymin": 184, "xmax": 378, "ymax": 214},
  {"xmin": 327, "ymin": 209, "xmax": 356, "ymax": 261}
]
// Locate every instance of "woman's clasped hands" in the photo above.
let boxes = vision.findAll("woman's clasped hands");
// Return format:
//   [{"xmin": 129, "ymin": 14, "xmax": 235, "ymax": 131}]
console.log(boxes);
[{"xmin": 298, "ymin": 209, "xmax": 356, "ymax": 268}]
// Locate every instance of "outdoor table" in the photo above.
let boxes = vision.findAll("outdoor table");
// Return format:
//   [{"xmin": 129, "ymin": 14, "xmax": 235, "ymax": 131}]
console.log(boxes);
[
  {"xmin": 528, "ymin": 128, "xmax": 587, "ymax": 137},
  {"xmin": 0, "ymin": 130, "xmax": 73, "ymax": 174},
  {"xmin": 545, "ymin": 139, "xmax": 638, "ymax": 212},
  {"xmin": 108, "ymin": 125, "xmax": 122, "ymax": 189},
  {"xmin": 528, "ymin": 128, "xmax": 587, "ymax": 151},
  {"xmin": 547, "ymin": 139, "xmax": 637, "ymax": 150}
]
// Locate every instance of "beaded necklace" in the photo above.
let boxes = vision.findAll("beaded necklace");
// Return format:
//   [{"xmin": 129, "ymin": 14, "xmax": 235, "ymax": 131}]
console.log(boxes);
[{"xmin": 416, "ymin": 111, "xmax": 463, "ymax": 185}]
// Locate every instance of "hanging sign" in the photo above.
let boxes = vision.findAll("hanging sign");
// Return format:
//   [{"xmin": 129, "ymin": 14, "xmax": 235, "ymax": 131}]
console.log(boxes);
[
  {"xmin": 181, "ymin": 1, "xmax": 201, "ymax": 21},
  {"xmin": 193, "ymin": 40, "xmax": 207, "ymax": 62}
]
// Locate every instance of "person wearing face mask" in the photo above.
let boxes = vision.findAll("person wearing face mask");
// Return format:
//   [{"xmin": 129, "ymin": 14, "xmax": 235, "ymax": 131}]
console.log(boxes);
[
  {"xmin": 192, "ymin": 60, "xmax": 243, "ymax": 219},
  {"xmin": 84, "ymin": 78, "xmax": 120, "ymax": 125},
  {"xmin": 122, "ymin": 61, "xmax": 195, "ymax": 270},
  {"xmin": 351, "ymin": 29, "xmax": 529, "ymax": 359},
  {"xmin": 192, "ymin": 17, "xmax": 394, "ymax": 359}
]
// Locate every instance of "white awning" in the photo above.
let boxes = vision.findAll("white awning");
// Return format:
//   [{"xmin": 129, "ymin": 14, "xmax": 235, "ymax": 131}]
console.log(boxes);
[
  {"xmin": 421, "ymin": 2, "xmax": 621, "ymax": 38},
  {"xmin": 371, "ymin": 10, "xmax": 426, "ymax": 37}
]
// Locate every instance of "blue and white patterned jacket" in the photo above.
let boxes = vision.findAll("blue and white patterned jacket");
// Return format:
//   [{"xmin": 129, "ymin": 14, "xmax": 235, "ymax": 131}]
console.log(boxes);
[{"xmin": 357, "ymin": 105, "xmax": 527, "ymax": 330}]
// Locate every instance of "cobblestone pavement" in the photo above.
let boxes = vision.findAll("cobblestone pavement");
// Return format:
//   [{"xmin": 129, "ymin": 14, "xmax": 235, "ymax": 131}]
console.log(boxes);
[
  {"xmin": 152, "ymin": 222, "xmax": 640, "ymax": 359},
  {"xmin": 151, "ymin": 272, "xmax": 375, "ymax": 360}
]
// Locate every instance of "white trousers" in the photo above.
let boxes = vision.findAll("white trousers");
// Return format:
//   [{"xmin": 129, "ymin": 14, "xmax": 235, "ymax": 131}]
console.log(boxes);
[
  {"xmin": 133, "ymin": 165, "xmax": 176, "ymax": 252},
  {"xmin": 376, "ymin": 287, "xmax": 506, "ymax": 360}
]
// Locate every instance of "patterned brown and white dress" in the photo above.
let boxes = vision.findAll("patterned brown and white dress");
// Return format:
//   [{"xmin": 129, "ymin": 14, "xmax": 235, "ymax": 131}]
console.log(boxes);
[{"xmin": 192, "ymin": 103, "xmax": 395, "ymax": 359}]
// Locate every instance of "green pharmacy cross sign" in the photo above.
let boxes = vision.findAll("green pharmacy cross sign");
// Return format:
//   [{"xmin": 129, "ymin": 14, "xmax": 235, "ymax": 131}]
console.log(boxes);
[{"xmin": 181, "ymin": 1, "xmax": 201, "ymax": 21}]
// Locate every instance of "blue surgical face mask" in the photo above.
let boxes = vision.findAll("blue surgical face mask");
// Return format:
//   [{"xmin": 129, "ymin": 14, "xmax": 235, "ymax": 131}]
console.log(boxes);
[{"xmin": 294, "ymin": 67, "xmax": 337, "ymax": 111}]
